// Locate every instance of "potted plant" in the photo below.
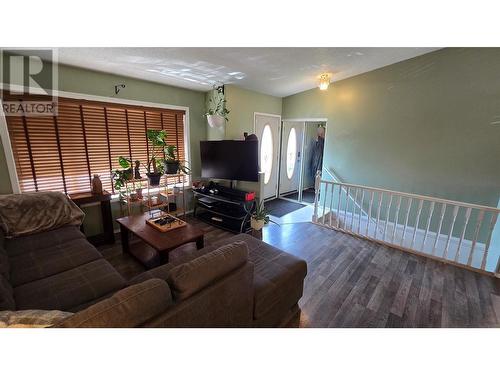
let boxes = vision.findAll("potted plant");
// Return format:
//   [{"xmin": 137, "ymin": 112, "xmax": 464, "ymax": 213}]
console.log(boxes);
[
  {"xmin": 146, "ymin": 129, "xmax": 166, "ymax": 185},
  {"xmin": 164, "ymin": 145, "xmax": 191, "ymax": 175},
  {"xmin": 205, "ymin": 96, "xmax": 230, "ymax": 128},
  {"xmin": 112, "ymin": 156, "xmax": 134, "ymax": 202},
  {"xmin": 251, "ymin": 200, "xmax": 276, "ymax": 230}
]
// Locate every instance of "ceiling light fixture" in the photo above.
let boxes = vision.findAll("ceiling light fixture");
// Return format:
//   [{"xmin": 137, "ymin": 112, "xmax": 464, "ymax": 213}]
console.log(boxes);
[{"xmin": 319, "ymin": 74, "xmax": 330, "ymax": 91}]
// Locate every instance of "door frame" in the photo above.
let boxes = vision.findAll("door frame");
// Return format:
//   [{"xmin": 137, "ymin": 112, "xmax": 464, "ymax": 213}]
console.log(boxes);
[
  {"xmin": 254, "ymin": 112, "xmax": 282, "ymax": 201},
  {"xmin": 280, "ymin": 118, "xmax": 329, "ymax": 206},
  {"xmin": 279, "ymin": 121, "xmax": 305, "ymax": 198}
]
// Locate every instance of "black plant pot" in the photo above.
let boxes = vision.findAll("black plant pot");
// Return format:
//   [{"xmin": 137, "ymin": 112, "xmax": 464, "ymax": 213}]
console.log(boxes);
[
  {"xmin": 146, "ymin": 172, "xmax": 162, "ymax": 186},
  {"xmin": 164, "ymin": 160, "xmax": 180, "ymax": 174}
]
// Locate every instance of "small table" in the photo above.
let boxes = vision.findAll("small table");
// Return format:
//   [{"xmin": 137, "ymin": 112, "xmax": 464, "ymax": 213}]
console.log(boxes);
[
  {"xmin": 69, "ymin": 190, "xmax": 115, "ymax": 246},
  {"xmin": 116, "ymin": 212, "xmax": 204, "ymax": 266}
]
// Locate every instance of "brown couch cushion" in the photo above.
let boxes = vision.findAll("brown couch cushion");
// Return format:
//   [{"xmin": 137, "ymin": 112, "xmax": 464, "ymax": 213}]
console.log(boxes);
[
  {"xmin": 55, "ymin": 279, "xmax": 172, "ymax": 328},
  {"xmin": 0, "ymin": 273, "xmax": 15, "ymax": 310},
  {"xmin": 212, "ymin": 234, "xmax": 307, "ymax": 321},
  {"xmin": 9, "ymin": 238, "xmax": 102, "ymax": 287},
  {"xmin": 0, "ymin": 309, "xmax": 73, "ymax": 328},
  {"xmin": 0, "ymin": 230, "xmax": 9, "ymax": 279},
  {"xmin": 14, "ymin": 259, "xmax": 126, "ymax": 311},
  {"xmin": 5, "ymin": 225, "xmax": 85, "ymax": 258},
  {"xmin": 167, "ymin": 241, "xmax": 249, "ymax": 301},
  {"xmin": 128, "ymin": 263, "xmax": 175, "ymax": 286},
  {"xmin": 0, "ymin": 192, "xmax": 84, "ymax": 238},
  {"xmin": 127, "ymin": 243, "xmax": 211, "ymax": 286}
]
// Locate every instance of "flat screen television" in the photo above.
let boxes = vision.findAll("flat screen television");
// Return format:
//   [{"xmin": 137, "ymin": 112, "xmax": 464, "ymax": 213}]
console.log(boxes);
[{"xmin": 200, "ymin": 140, "xmax": 259, "ymax": 182}]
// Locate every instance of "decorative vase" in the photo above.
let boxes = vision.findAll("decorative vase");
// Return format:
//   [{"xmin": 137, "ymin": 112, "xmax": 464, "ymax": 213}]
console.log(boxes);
[
  {"xmin": 251, "ymin": 217, "xmax": 265, "ymax": 231},
  {"xmin": 91, "ymin": 174, "xmax": 103, "ymax": 195},
  {"xmin": 207, "ymin": 114, "xmax": 225, "ymax": 128},
  {"xmin": 164, "ymin": 160, "xmax": 180, "ymax": 174}
]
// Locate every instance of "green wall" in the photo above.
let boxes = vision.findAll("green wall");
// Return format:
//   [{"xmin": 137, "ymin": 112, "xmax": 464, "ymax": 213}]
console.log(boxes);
[
  {"xmin": 224, "ymin": 85, "xmax": 282, "ymax": 193},
  {"xmin": 0, "ymin": 55, "xmax": 207, "ymax": 235},
  {"xmin": 283, "ymin": 48, "xmax": 500, "ymax": 209},
  {"xmin": 225, "ymin": 85, "xmax": 282, "ymax": 140}
]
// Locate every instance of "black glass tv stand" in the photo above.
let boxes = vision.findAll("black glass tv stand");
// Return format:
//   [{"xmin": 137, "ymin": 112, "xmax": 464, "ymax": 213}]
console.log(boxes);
[{"xmin": 193, "ymin": 189, "xmax": 255, "ymax": 233}]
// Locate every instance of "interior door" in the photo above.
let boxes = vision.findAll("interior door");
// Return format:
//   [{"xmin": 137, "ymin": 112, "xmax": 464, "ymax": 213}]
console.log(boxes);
[
  {"xmin": 254, "ymin": 113, "xmax": 281, "ymax": 200},
  {"xmin": 279, "ymin": 121, "xmax": 304, "ymax": 195}
]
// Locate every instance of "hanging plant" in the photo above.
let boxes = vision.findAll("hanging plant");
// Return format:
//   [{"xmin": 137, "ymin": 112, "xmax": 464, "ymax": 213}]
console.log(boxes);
[{"xmin": 205, "ymin": 96, "xmax": 230, "ymax": 128}]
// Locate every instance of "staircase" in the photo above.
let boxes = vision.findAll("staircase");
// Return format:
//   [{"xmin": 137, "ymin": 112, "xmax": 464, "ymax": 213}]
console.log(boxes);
[{"xmin": 312, "ymin": 170, "xmax": 500, "ymax": 277}]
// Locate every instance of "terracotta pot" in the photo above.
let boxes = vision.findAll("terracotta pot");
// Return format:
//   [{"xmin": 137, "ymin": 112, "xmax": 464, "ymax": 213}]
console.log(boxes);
[
  {"xmin": 207, "ymin": 114, "xmax": 225, "ymax": 128},
  {"xmin": 251, "ymin": 217, "xmax": 265, "ymax": 231}
]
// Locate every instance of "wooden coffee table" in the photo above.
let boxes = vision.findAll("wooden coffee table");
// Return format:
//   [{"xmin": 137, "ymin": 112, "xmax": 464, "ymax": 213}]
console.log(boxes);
[{"xmin": 116, "ymin": 212, "xmax": 204, "ymax": 265}]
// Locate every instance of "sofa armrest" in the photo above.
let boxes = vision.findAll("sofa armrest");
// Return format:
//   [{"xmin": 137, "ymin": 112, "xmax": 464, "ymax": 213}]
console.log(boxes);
[
  {"xmin": 167, "ymin": 241, "xmax": 249, "ymax": 301},
  {"xmin": 54, "ymin": 279, "xmax": 172, "ymax": 328}
]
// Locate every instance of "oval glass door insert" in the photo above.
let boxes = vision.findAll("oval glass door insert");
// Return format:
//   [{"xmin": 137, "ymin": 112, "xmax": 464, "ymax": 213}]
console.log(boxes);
[
  {"xmin": 286, "ymin": 127, "xmax": 297, "ymax": 179},
  {"xmin": 261, "ymin": 124, "xmax": 273, "ymax": 184}
]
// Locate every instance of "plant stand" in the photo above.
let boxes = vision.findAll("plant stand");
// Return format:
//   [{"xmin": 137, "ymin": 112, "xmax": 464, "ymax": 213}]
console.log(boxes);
[{"xmin": 120, "ymin": 173, "xmax": 187, "ymax": 218}]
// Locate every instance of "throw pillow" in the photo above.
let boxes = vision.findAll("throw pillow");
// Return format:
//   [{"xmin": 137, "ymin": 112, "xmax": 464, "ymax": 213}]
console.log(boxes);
[{"xmin": 0, "ymin": 310, "xmax": 73, "ymax": 328}]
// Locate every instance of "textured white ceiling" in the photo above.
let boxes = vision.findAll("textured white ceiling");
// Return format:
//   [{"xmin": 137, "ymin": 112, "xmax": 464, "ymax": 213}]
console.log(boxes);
[{"xmin": 56, "ymin": 47, "xmax": 440, "ymax": 97}]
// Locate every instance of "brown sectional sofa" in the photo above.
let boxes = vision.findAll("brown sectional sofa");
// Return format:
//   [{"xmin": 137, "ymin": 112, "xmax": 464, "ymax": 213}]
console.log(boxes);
[{"xmin": 1, "ymin": 220, "xmax": 307, "ymax": 327}]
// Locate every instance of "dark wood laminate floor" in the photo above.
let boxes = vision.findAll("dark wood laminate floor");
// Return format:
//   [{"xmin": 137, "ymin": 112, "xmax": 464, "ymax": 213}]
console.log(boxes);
[{"xmin": 99, "ymin": 216, "xmax": 500, "ymax": 328}]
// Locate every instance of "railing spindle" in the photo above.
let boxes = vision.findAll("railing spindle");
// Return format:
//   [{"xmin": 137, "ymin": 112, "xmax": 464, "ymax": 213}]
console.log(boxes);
[
  {"xmin": 432, "ymin": 203, "xmax": 447, "ymax": 255},
  {"xmin": 383, "ymin": 194, "xmax": 394, "ymax": 241},
  {"xmin": 455, "ymin": 207, "xmax": 472, "ymax": 262},
  {"xmin": 336, "ymin": 184, "xmax": 342, "ymax": 228},
  {"xmin": 391, "ymin": 195, "xmax": 402, "ymax": 243},
  {"xmin": 400, "ymin": 198, "xmax": 413, "ymax": 246},
  {"xmin": 410, "ymin": 200, "xmax": 424, "ymax": 249},
  {"xmin": 343, "ymin": 186, "xmax": 350, "ymax": 231},
  {"xmin": 366, "ymin": 191, "xmax": 374, "ymax": 237},
  {"xmin": 481, "ymin": 212, "xmax": 498, "ymax": 270},
  {"xmin": 421, "ymin": 201, "xmax": 435, "ymax": 251},
  {"xmin": 350, "ymin": 188, "xmax": 358, "ymax": 231},
  {"xmin": 375, "ymin": 192, "xmax": 383, "ymax": 239},
  {"xmin": 443, "ymin": 205, "xmax": 459, "ymax": 259},
  {"xmin": 468, "ymin": 210, "xmax": 485, "ymax": 266},
  {"xmin": 329, "ymin": 183, "xmax": 335, "ymax": 227},
  {"xmin": 322, "ymin": 183, "xmax": 329, "ymax": 225},
  {"xmin": 358, "ymin": 190, "xmax": 365, "ymax": 234}
]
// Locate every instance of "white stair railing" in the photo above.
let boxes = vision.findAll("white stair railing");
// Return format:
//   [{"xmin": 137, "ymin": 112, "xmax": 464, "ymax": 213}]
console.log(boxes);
[
  {"xmin": 320, "ymin": 166, "xmax": 382, "ymax": 234},
  {"xmin": 312, "ymin": 172, "xmax": 500, "ymax": 276}
]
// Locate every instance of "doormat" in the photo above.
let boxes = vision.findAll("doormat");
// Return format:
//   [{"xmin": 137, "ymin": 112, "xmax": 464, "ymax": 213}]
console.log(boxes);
[{"xmin": 264, "ymin": 198, "xmax": 306, "ymax": 217}]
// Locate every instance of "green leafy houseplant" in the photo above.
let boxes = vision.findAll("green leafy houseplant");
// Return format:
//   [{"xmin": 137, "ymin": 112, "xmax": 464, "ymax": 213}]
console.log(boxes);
[
  {"xmin": 164, "ymin": 145, "xmax": 191, "ymax": 175},
  {"xmin": 205, "ymin": 97, "xmax": 230, "ymax": 128},
  {"xmin": 251, "ymin": 200, "xmax": 277, "ymax": 230},
  {"xmin": 112, "ymin": 156, "xmax": 133, "ymax": 202},
  {"xmin": 146, "ymin": 129, "xmax": 167, "ymax": 185}
]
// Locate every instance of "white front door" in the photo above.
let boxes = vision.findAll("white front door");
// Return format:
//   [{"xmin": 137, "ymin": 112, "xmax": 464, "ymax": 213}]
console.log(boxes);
[
  {"xmin": 254, "ymin": 113, "xmax": 281, "ymax": 200},
  {"xmin": 279, "ymin": 121, "xmax": 304, "ymax": 195}
]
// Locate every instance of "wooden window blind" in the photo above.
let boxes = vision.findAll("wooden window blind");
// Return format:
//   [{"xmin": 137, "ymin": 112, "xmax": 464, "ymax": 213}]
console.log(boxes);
[{"xmin": 3, "ymin": 92, "xmax": 186, "ymax": 194}]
